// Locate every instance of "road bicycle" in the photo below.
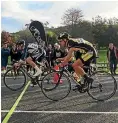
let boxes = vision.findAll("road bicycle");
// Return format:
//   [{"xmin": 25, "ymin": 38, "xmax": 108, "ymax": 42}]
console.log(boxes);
[
  {"xmin": 41, "ymin": 60, "xmax": 117, "ymax": 101},
  {"xmin": 3, "ymin": 58, "xmax": 51, "ymax": 91}
]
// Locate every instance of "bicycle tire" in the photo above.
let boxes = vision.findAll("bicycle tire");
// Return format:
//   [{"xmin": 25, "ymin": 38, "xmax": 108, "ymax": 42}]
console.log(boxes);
[
  {"xmin": 41, "ymin": 70, "xmax": 71, "ymax": 101},
  {"xmin": 3, "ymin": 67, "xmax": 27, "ymax": 91},
  {"xmin": 87, "ymin": 70, "xmax": 117, "ymax": 101}
]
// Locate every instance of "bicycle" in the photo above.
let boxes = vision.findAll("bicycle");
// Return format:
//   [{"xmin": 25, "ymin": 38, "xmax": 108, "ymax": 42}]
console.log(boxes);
[
  {"xmin": 3, "ymin": 58, "xmax": 51, "ymax": 91},
  {"xmin": 41, "ymin": 59, "xmax": 117, "ymax": 101}
]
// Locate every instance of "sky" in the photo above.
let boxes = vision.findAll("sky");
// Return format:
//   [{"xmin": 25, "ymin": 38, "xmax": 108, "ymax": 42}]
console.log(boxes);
[{"xmin": 1, "ymin": 0, "xmax": 118, "ymax": 33}]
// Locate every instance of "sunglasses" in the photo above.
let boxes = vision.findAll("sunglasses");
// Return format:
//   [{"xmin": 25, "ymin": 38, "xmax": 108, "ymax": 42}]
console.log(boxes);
[{"xmin": 59, "ymin": 40, "xmax": 64, "ymax": 43}]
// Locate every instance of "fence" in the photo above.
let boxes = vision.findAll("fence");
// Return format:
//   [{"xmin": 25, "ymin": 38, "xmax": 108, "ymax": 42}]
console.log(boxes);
[
  {"xmin": 6, "ymin": 62, "xmax": 117, "ymax": 70},
  {"xmin": 1, "ymin": 62, "xmax": 117, "ymax": 76}
]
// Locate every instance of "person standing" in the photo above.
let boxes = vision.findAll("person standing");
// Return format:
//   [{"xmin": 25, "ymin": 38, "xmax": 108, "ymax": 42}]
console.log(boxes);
[
  {"xmin": 10, "ymin": 43, "xmax": 18, "ymax": 62},
  {"xmin": 53, "ymin": 43, "xmax": 65, "ymax": 61},
  {"xmin": 107, "ymin": 43, "xmax": 118, "ymax": 75},
  {"xmin": 46, "ymin": 44, "xmax": 54, "ymax": 67},
  {"xmin": 1, "ymin": 43, "xmax": 10, "ymax": 73}
]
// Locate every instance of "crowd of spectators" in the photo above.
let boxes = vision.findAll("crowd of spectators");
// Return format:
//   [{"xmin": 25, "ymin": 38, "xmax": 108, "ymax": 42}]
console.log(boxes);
[
  {"xmin": 1, "ymin": 41, "xmax": 68, "ymax": 74},
  {"xmin": 1, "ymin": 35, "xmax": 118, "ymax": 75}
]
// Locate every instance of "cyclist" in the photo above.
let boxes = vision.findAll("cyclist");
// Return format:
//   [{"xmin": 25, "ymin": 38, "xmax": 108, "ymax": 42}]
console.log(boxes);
[
  {"xmin": 57, "ymin": 32, "xmax": 97, "ymax": 90},
  {"xmin": 26, "ymin": 42, "xmax": 46, "ymax": 77},
  {"xmin": 14, "ymin": 40, "xmax": 46, "ymax": 77}
]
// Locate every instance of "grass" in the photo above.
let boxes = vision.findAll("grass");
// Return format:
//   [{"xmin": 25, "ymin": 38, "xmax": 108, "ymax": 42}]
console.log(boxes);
[
  {"xmin": 8, "ymin": 56, "xmax": 11, "ymax": 65},
  {"xmin": 97, "ymin": 50, "xmax": 108, "ymax": 63},
  {"xmin": 97, "ymin": 50, "xmax": 118, "ymax": 73}
]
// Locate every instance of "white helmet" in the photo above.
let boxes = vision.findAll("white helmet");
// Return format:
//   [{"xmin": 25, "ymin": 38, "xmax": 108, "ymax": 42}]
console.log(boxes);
[
  {"xmin": 54, "ymin": 43, "xmax": 58, "ymax": 46},
  {"xmin": 27, "ymin": 43, "xmax": 38, "ymax": 54}
]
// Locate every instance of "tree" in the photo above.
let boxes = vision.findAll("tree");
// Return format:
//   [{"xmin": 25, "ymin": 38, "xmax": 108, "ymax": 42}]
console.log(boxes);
[
  {"xmin": 46, "ymin": 31, "xmax": 57, "ymax": 45},
  {"xmin": 11, "ymin": 33, "xmax": 20, "ymax": 43},
  {"xmin": 91, "ymin": 16, "xmax": 108, "ymax": 47},
  {"xmin": 62, "ymin": 8, "xmax": 83, "ymax": 36},
  {"xmin": 1, "ymin": 31, "xmax": 13, "ymax": 45},
  {"xmin": 17, "ymin": 29, "xmax": 35, "ymax": 46},
  {"xmin": 92, "ymin": 16, "xmax": 118, "ymax": 48}
]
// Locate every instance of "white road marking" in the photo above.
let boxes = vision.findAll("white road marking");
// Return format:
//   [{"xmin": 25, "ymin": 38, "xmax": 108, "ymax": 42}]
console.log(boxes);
[{"xmin": 1, "ymin": 110, "xmax": 118, "ymax": 114}]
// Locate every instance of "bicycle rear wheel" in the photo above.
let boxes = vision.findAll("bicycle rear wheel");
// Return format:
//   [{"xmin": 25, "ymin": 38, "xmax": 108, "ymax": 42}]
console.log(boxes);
[
  {"xmin": 41, "ymin": 71, "xmax": 71, "ymax": 101},
  {"xmin": 87, "ymin": 70, "xmax": 117, "ymax": 101},
  {"xmin": 3, "ymin": 68, "xmax": 26, "ymax": 91}
]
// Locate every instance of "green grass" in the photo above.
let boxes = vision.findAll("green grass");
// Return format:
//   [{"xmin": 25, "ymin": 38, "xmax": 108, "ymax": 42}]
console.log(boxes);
[
  {"xmin": 97, "ymin": 50, "xmax": 118, "ymax": 73},
  {"xmin": 8, "ymin": 56, "xmax": 11, "ymax": 65},
  {"xmin": 97, "ymin": 50, "xmax": 108, "ymax": 63}
]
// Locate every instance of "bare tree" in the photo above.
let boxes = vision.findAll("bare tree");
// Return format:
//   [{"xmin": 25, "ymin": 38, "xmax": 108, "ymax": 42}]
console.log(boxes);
[{"xmin": 62, "ymin": 8, "xmax": 83, "ymax": 35}]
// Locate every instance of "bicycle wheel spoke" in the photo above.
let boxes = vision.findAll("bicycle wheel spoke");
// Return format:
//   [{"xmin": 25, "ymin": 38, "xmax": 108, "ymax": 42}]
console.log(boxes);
[
  {"xmin": 41, "ymin": 71, "xmax": 71, "ymax": 101},
  {"xmin": 3, "ymin": 68, "xmax": 26, "ymax": 91},
  {"xmin": 87, "ymin": 70, "xmax": 117, "ymax": 101}
]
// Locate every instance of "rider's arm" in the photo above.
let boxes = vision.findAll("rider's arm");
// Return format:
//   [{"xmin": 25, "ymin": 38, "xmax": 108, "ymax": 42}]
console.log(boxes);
[
  {"xmin": 60, "ymin": 48, "xmax": 81, "ymax": 65},
  {"xmin": 57, "ymin": 57, "xmax": 65, "ymax": 61}
]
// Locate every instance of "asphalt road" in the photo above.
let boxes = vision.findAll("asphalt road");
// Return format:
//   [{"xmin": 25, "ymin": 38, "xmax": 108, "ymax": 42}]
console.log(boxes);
[{"xmin": 1, "ymin": 75, "xmax": 118, "ymax": 123}]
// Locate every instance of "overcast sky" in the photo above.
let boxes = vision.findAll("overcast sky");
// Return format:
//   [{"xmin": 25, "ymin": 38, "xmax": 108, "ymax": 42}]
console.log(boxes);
[{"xmin": 1, "ymin": 1, "xmax": 118, "ymax": 33}]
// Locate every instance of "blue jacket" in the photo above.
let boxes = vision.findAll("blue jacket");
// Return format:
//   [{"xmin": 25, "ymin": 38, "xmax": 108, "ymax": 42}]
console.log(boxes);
[{"xmin": 1, "ymin": 48, "xmax": 10, "ymax": 67}]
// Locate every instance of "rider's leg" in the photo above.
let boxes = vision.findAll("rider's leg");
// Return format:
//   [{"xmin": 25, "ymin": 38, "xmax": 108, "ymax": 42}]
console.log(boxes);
[
  {"xmin": 72, "ymin": 53, "xmax": 94, "ymax": 91},
  {"xmin": 72, "ymin": 58, "xmax": 93, "ymax": 91},
  {"xmin": 26, "ymin": 57, "xmax": 42, "ymax": 76},
  {"xmin": 72, "ymin": 59, "xmax": 88, "ymax": 79}
]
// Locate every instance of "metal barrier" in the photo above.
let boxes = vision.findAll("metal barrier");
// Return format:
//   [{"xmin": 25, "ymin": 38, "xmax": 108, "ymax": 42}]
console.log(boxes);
[{"xmin": 6, "ymin": 62, "xmax": 118, "ymax": 71}]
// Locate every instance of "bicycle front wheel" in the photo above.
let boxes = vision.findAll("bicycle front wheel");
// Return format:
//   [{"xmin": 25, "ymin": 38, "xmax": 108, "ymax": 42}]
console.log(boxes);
[
  {"xmin": 41, "ymin": 71, "xmax": 71, "ymax": 101},
  {"xmin": 87, "ymin": 70, "xmax": 117, "ymax": 101},
  {"xmin": 3, "ymin": 68, "xmax": 26, "ymax": 91}
]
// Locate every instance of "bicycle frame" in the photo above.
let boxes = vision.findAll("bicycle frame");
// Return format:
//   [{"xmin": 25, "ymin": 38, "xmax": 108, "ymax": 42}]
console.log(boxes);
[
  {"xmin": 20, "ymin": 65, "xmax": 34, "ymax": 79},
  {"xmin": 57, "ymin": 63, "xmax": 98, "ymax": 85}
]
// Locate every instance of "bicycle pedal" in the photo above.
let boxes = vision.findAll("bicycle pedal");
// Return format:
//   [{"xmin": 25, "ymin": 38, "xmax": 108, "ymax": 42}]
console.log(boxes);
[
  {"xmin": 30, "ymin": 79, "xmax": 37, "ymax": 87},
  {"xmin": 79, "ymin": 88, "xmax": 88, "ymax": 93},
  {"xmin": 30, "ymin": 82, "xmax": 37, "ymax": 87},
  {"xmin": 72, "ymin": 85, "xmax": 82, "ymax": 91},
  {"xmin": 90, "ymin": 86, "xmax": 97, "ymax": 89},
  {"xmin": 30, "ymin": 83, "xmax": 35, "ymax": 87},
  {"xmin": 72, "ymin": 88, "xmax": 78, "ymax": 91},
  {"xmin": 78, "ymin": 84, "xmax": 88, "ymax": 93}
]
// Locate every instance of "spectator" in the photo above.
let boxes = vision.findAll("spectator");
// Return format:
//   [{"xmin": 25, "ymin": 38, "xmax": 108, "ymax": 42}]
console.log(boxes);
[
  {"xmin": 53, "ymin": 43, "xmax": 65, "ymax": 60},
  {"xmin": 1, "ymin": 43, "xmax": 10, "ymax": 73},
  {"xmin": 15, "ymin": 41, "xmax": 27, "ymax": 61},
  {"xmin": 116, "ymin": 47, "xmax": 118, "ymax": 60},
  {"xmin": 10, "ymin": 43, "xmax": 18, "ymax": 62},
  {"xmin": 107, "ymin": 43, "xmax": 118, "ymax": 75},
  {"xmin": 46, "ymin": 44, "xmax": 54, "ymax": 67}
]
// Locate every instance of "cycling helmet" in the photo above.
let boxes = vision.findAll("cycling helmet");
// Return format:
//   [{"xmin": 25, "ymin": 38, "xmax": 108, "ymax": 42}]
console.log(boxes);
[
  {"xmin": 54, "ymin": 43, "xmax": 59, "ymax": 46},
  {"xmin": 16, "ymin": 40, "xmax": 25, "ymax": 45},
  {"xmin": 27, "ymin": 43, "xmax": 39, "ymax": 54},
  {"xmin": 58, "ymin": 32, "xmax": 70, "ymax": 40}
]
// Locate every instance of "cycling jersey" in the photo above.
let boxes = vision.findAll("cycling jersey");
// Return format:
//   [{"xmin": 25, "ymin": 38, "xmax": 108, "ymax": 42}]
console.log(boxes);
[
  {"xmin": 68, "ymin": 38, "xmax": 95, "ymax": 52},
  {"xmin": 67, "ymin": 38, "xmax": 97, "ymax": 63},
  {"xmin": 27, "ymin": 42, "xmax": 46, "ymax": 62}
]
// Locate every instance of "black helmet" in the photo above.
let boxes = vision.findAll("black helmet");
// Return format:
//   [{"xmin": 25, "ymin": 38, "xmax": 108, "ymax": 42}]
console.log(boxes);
[
  {"xmin": 58, "ymin": 32, "xmax": 70, "ymax": 40},
  {"xmin": 16, "ymin": 40, "xmax": 25, "ymax": 45}
]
